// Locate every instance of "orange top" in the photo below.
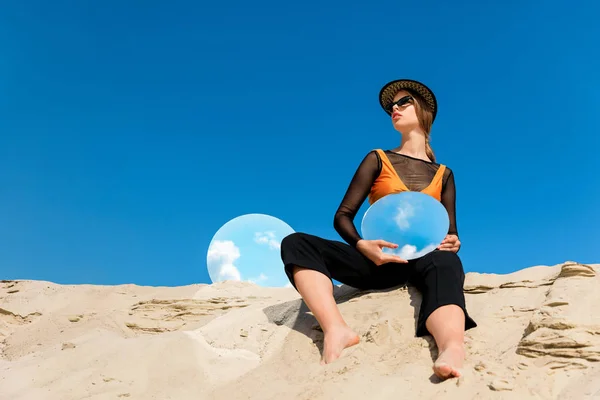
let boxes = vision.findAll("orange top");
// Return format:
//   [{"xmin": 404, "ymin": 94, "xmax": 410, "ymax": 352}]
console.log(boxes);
[{"xmin": 368, "ymin": 149, "xmax": 446, "ymax": 205}]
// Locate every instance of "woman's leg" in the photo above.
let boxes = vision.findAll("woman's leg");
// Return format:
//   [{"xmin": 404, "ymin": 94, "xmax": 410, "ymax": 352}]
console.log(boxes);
[
  {"xmin": 291, "ymin": 265, "xmax": 359, "ymax": 364},
  {"xmin": 426, "ymin": 304, "xmax": 466, "ymax": 378},
  {"xmin": 280, "ymin": 232, "xmax": 398, "ymax": 364},
  {"xmin": 409, "ymin": 250, "xmax": 477, "ymax": 380}
]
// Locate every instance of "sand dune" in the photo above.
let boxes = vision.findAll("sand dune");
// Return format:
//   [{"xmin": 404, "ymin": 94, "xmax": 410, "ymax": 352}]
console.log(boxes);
[{"xmin": 1, "ymin": 261, "xmax": 599, "ymax": 399}]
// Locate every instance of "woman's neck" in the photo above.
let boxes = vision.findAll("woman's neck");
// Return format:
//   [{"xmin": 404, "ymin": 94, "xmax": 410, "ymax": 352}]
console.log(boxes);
[{"xmin": 393, "ymin": 129, "xmax": 429, "ymax": 161}]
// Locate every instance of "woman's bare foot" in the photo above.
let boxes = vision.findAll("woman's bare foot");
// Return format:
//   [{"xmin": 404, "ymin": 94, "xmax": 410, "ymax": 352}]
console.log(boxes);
[
  {"xmin": 320, "ymin": 325, "xmax": 360, "ymax": 365},
  {"xmin": 433, "ymin": 343, "xmax": 464, "ymax": 380}
]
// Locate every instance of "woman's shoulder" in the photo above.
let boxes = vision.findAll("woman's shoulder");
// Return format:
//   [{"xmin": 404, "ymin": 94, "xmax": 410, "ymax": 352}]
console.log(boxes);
[
  {"xmin": 441, "ymin": 164, "xmax": 455, "ymax": 184},
  {"xmin": 351, "ymin": 149, "xmax": 383, "ymax": 173},
  {"xmin": 365, "ymin": 148, "xmax": 384, "ymax": 157},
  {"xmin": 438, "ymin": 162, "xmax": 452, "ymax": 171},
  {"xmin": 356, "ymin": 149, "xmax": 384, "ymax": 165}
]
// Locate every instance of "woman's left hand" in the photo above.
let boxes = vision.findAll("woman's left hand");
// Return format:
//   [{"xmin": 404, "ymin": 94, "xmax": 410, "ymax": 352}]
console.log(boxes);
[{"xmin": 438, "ymin": 234, "xmax": 461, "ymax": 253}]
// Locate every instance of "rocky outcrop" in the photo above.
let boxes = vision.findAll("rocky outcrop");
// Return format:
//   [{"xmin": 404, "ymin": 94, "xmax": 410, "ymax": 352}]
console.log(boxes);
[{"xmin": 517, "ymin": 262, "xmax": 600, "ymax": 363}]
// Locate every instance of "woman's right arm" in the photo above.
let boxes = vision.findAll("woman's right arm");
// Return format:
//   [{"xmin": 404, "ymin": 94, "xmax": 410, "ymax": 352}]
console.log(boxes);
[
  {"xmin": 334, "ymin": 151, "xmax": 409, "ymax": 265},
  {"xmin": 333, "ymin": 150, "xmax": 380, "ymax": 247}
]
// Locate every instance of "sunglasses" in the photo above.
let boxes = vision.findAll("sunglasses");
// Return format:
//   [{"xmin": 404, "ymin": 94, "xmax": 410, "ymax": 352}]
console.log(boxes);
[{"xmin": 384, "ymin": 95, "xmax": 413, "ymax": 114}]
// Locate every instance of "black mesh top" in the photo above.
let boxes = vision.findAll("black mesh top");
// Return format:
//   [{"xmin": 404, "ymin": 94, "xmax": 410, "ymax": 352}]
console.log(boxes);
[{"xmin": 333, "ymin": 150, "xmax": 458, "ymax": 247}]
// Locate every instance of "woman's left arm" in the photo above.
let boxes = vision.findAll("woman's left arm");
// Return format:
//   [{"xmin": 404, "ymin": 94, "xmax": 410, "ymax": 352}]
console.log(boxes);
[{"xmin": 438, "ymin": 168, "xmax": 461, "ymax": 253}]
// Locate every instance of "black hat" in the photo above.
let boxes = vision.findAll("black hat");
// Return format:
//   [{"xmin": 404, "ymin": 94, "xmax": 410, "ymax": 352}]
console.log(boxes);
[{"xmin": 378, "ymin": 79, "xmax": 438, "ymax": 121}]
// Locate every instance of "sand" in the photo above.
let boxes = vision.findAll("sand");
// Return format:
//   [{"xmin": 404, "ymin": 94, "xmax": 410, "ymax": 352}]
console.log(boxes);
[{"xmin": 1, "ymin": 260, "xmax": 599, "ymax": 400}]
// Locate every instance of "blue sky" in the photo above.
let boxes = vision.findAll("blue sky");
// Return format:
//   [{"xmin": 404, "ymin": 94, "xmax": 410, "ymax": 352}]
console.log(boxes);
[{"xmin": 1, "ymin": 1, "xmax": 599, "ymax": 286}]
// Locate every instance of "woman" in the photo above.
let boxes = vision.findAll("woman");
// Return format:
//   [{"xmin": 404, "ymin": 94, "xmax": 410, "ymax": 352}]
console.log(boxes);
[{"xmin": 279, "ymin": 78, "xmax": 477, "ymax": 380}]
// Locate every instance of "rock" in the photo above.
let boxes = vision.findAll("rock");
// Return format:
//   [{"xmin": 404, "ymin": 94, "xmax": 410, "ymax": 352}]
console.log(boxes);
[{"xmin": 516, "ymin": 262, "xmax": 600, "ymax": 363}]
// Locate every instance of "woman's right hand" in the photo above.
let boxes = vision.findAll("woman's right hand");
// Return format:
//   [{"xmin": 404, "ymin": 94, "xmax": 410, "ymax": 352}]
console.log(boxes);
[{"xmin": 355, "ymin": 239, "xmax": 408, "ymax": 266}]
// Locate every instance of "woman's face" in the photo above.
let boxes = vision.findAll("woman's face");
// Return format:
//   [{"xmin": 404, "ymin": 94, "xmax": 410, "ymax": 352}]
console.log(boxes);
[{"xmin": 390, "ymin": 90, "xmax": 420, "ymax": 133}]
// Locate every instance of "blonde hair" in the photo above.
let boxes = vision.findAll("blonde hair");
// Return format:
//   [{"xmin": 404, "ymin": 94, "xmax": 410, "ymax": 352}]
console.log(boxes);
[{"xmin": 405, "ymin": 89, "xmax": 436, "ymax": 162}]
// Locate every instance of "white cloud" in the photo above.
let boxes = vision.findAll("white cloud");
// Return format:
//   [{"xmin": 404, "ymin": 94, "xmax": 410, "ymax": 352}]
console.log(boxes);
[
  {"xmin": 394, "ymin": 243, "xmax": 438, "ymax": 260},
  {"xmin": 254, "ymin": 231, "xmax": 281, "ymax": 250},
  {"xmin": 393, "ymin": 201, "xmax": 415, "ymax": 231},
  {"xmin": 207, "ymin": 240, "xmax": 242, "ymax": 282}
]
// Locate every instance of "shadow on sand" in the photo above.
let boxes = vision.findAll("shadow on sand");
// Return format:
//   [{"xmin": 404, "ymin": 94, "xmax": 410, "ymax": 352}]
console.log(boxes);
[{"xmin": 262, "ymin": 283, "xmax": 443, "ymax": 382}]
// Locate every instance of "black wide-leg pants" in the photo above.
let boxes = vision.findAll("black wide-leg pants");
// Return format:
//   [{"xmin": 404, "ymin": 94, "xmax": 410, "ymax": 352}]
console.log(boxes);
[{"xmin": 280, "ymin": 232, "xmax": 477, "ymax": 337}]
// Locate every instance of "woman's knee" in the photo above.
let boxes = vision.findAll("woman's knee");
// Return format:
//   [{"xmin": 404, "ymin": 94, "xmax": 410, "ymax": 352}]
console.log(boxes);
[
  {"xmin": 280, "ymin": 232, "xmax": 315, "ymax": 266},
  {"xmin": 431, "ymin": 250, "xmax": 465, "ymax": 279},
  {"xmin": 281, "ymin": 232, "xmax": 308, "ymax": 250},
  {"xmin": 432, "ymin": 249, "xmax": 462, "ymax": 265}
]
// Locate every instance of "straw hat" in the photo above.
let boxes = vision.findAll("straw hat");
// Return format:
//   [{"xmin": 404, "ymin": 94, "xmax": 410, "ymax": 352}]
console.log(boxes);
[{"xmin": 378, "ymin": 79, "xmax": 438, "ymax": 121}]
